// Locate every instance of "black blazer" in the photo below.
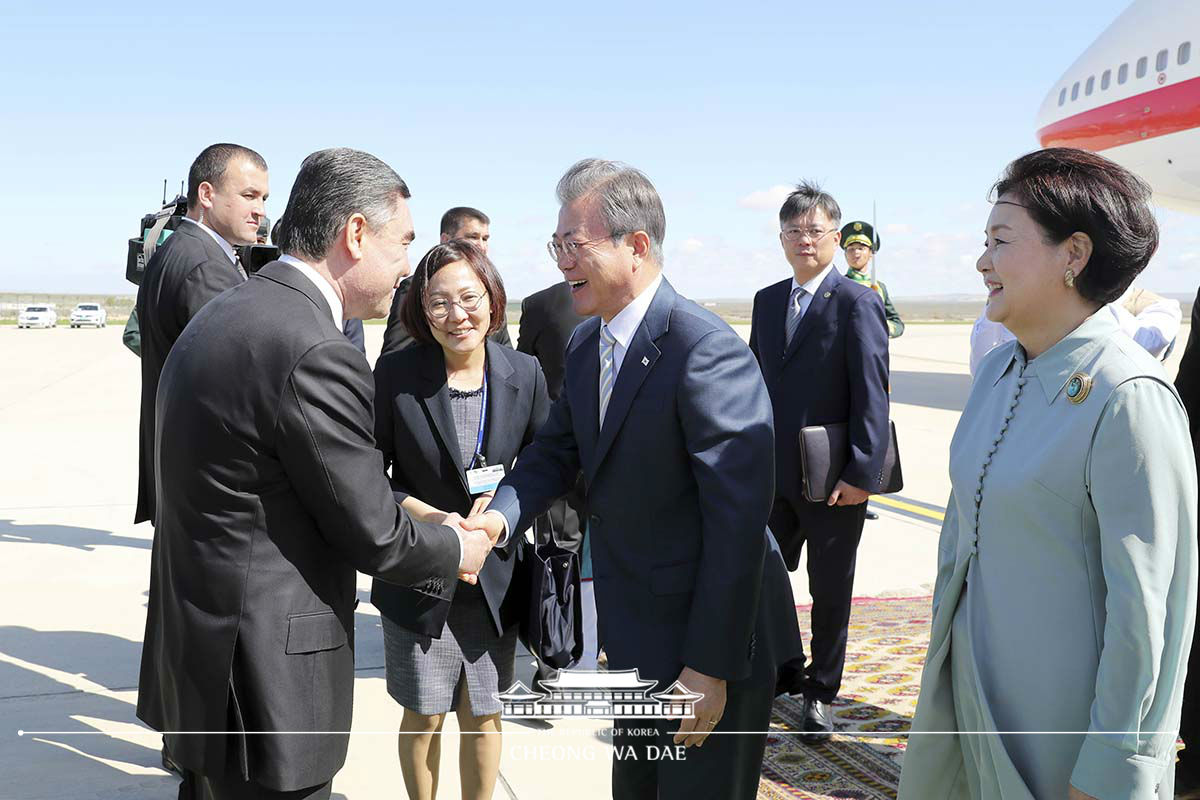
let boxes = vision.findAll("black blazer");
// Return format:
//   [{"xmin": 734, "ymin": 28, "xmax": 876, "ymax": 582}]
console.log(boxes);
[
  {"xmin": 489, "ymin": 279, "xmax": 801, "ymax": 690},
  {"xmin": 517, "ymin": 281, "xmax": 586, "ymax": 401},
  {"xmin": 134, "ymin": 221, "xmax": 244, "ymax": 524},
  {"xmin": 378, "ymin": 276, "xmax": 512, "ymax": 363},
  {"xmin": 136, "ymin": 261, "xmax": 461, "ymax": 792},
  {"xmin": 749, "ymin": 271, "xmax": 891, "ymax": 559},
  {"xmin": 371, "ymin": 339, "xmax": 551, "ymax": 637}
]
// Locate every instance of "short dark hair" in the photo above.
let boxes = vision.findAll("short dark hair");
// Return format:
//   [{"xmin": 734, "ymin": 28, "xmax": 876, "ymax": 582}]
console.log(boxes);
[
  {"xmin": 992, "ymin": 147, "xmax": 1159, "ymax": 304},
  {"xmin": 187, "ymin": 143, "xmax": 267, "ymax": 206},
  {"xmin": 276, "ymin": 148, "xmax": 411, "ymax": 263},
  {"xmin": 779, "ymin": 180, "xmax": 841, "ymax": 227},
  {"xmin": 400, "ymin": 240, "xmax": 508, "ymax": 345},
  {"xmin": 440, "ymin": 207, "xmax": 490, "ymax": 236}
]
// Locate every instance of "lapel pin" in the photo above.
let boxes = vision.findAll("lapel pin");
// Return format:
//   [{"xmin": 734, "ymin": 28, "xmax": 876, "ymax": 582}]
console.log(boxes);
[
  {"xmin": 823, "ymin": 291, "xmax": 832, "ymax": 298},
  {"xmin": 641, "ymin": 356, "xmax": 650, "ymax": 366},
  {"xmin": 1065, "ymin": 372, "xmax": 1093, "ymax": 404}
]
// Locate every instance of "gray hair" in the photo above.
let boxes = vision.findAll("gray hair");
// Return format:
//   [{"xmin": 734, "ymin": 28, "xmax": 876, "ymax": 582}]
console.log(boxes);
[
  {"xmin": 556, "ymin": 158, "xmax": 666, "ymax": 264},
  {"xmin": 778, "ymin": 180, "xmax": 841, "ymax": 227},
  {"xmin": 276, "ymin": 148, "xmax": 411, "ymax": 262}
]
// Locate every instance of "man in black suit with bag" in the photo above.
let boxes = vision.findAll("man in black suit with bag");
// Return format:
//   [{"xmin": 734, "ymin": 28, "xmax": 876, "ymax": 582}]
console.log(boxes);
[
  {"xmin": 749, "ymin": 181, "xmax": 891, "ymax": 743},
  {"xmin": 136, "ymin": 148, "xmax": 494, "ymax": 800},
  {"xmin": 134, "ymin": 142, "xmax": 269, "ymax": 527},
  {"xmin": 466, "ymin": 158, "xmax": 802, "ymax": 799}
]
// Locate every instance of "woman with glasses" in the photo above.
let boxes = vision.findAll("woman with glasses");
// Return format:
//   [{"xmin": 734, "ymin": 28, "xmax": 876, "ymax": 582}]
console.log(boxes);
[
  {"xmin": 898, "ymin": 148, "xmax": 1196, "ymax": 800},
  {"xmin": 370, "ymin": 240, "xmax": 550, "ymax": 800}
]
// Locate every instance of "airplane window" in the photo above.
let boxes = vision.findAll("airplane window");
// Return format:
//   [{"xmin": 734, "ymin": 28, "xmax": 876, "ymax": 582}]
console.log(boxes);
[
  {"xmin": 1101, "ymin": 70, "xmax": 1111, "ymax": 90},
  {"xmin": 1085, "ymin": 76, "xmax": 1095, "ymax": 95},
  {"xmin": 1072, "ymin": 81, "xmax": 1080, "ymax": 100},
  {"xmin": 1059, "ymin": 88, "xmax": 1067, "ymax": 106},
  {"xmin": 1119, "ymin": 63, "xmax": 1129, "ymax": 84},
  {"xmin": 1180, "ymin": 42, "xmax": 1192, "ymax": 65},
  {"xmin": 1157, "ymin": 49, "xmax": 1169, "ymax": 71},
  {"xmin": 1137, "ymin": 56, "xmax": 1148, "ymax": 78}
]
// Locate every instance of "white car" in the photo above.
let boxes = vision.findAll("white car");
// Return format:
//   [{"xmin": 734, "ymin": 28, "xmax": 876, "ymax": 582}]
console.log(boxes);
[
  {"xmin": 69, "ymin": 303, "xmax": 107, "ymax": 328},
  {"xmin": 17, "ymin": 305, "xmax": 57, "ymax": 329}
]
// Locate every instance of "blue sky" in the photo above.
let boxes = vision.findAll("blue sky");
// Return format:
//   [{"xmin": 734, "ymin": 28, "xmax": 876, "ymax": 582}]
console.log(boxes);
[{"xmin": 4, "ymin": 0, "xmax": 1192, "ymax": 300}]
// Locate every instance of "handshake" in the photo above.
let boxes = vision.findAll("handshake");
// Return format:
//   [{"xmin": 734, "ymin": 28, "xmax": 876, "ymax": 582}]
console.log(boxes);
[{"xmin": 439, "ymin": 493, "xmax": 506, "ymax": 585}]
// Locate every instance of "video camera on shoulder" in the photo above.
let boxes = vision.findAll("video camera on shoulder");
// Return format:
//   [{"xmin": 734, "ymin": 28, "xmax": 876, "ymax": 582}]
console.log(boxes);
[
  {"xmin": 126, "ymin": 181, "xmax": 188, "ymax": 286},
  {"xmin": 237, "ymin": 216, "xmax": 280, "ymax": 275}
]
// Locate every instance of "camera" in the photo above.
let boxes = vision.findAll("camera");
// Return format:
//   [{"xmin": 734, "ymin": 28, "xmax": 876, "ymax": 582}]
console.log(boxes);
[
  {"xmin": 126, "ymin": 186, "xmax": 188, "ymax": 286},
  {"xmin": 237, "ymin": 216, "xmax": 280, "ymax": 274}
]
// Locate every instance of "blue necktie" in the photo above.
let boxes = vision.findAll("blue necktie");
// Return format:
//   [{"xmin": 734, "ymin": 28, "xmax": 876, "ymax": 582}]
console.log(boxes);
[
  {"xmin": 599, "ymin": 325, "xmax": 617, "ymax": 426},
  {"xmin": 785, "ymin": 286, "xmax": 806, "ymax": 348}
]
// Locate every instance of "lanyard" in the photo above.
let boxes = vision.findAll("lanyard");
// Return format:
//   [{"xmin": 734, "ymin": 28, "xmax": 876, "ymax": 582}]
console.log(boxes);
[{"xmin": 470, "ymin": 371, "xmax": 488, "ymax": 470}]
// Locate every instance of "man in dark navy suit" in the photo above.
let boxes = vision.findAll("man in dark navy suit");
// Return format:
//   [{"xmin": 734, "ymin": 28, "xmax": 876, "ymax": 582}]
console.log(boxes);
[
  {"xmin": 749, "ymin": 181, "xmax": 890, "ymax": 743},
  {"xmin": 466, "ymin": 159, "xmax": 801, "ymax": 799}
]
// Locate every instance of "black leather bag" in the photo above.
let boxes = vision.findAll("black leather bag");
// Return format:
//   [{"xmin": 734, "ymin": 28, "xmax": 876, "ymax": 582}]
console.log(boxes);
[
  {"xmin": 798, "ymin": 420, "xmax": 903, "ymax": 503},
  {"xmin": 516, "ymin": 520, "xmax": 583, "ymax": 670}
]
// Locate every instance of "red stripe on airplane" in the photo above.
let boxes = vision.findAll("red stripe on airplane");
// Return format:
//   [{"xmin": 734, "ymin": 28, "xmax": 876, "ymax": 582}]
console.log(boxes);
[{"xmin": 1037, "ymin": 75, "xmax": 1200, "ymax": 151}]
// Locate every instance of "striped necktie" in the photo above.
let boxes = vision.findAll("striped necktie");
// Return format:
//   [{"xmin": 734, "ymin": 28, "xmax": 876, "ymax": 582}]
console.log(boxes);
[
  {"xmin": 785, "ymin": 286, "xmax": 806, "ymax": 348},
  {"xmin": 598, "ymin": 325, "xmax": 617, "ymax": 426}
]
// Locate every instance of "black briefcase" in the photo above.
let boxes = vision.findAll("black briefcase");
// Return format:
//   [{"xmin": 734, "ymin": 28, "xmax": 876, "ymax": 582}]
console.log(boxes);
[
  {"xmin": 798, "ymin": 421, "xmax": 903, "ymax": 503},
  {"xmin": 516, "ymin": 527, "xmax": 583, "ymax": 670}
]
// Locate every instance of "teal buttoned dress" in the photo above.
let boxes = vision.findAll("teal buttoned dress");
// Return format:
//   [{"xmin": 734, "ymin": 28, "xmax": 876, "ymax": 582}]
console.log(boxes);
[{"xmin": 899, "ymin": 310, "xmax": 1197, "ymax": 800}]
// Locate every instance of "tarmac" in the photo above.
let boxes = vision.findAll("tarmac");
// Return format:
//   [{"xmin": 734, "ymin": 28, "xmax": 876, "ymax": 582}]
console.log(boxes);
[{"xmin": 0, "ymin": 320, "xmax": 1186, "ymax": 799}]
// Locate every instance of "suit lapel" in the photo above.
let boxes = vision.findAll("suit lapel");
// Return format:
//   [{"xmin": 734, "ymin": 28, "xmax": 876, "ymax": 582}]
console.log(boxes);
[
  {"xmin": 569, "ymin": 321, "xmax": 602, "ymax": 471},
  {"xmin": 783, "ymin": 270, "xmax": 839, "ymax": 365},
  {"xmin": 482, "ymin": 341, "xmax": 520, "ymax": 468},
  {"xmin": 417, "ymin": 346, "xmax": 470, "ymax": 493},
  {"xmin": 764, "ymin": 279, "xmax": 790, "ymax": 361},
  {"xmin": 587, "ymin": 280, "xmax": 672, "ymax": 481}
]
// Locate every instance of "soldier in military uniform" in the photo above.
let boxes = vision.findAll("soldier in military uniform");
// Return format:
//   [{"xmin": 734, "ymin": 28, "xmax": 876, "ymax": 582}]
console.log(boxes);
[{"xmin": 840, "ymin": 221, "xmax": 904, "ymax": 338}]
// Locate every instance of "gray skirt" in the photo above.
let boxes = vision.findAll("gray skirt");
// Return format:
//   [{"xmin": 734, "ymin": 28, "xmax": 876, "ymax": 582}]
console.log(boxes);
[{"xmin": 381, "ymin": 583, "xmax": 518, "ymax": 717}]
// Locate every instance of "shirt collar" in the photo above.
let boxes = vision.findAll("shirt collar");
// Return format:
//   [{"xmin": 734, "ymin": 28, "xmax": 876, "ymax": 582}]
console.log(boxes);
[
  {"xmin": 603, "ymin": 271, "xmax": 664, "ymax": 349},
  {"xmin": 181, "ymin": 217, "xmax": 237, "ymax": 264},
  {"xmin": 278, "ymin": 254, "xmax": 343, "ymax": 329},
  {"xmin": 993, "ymin": 308, "xmax": 1119, "ymax": 403},
  {"xmin": 791, "ymin": 263, "xmax": 835, "ymax": 298}
]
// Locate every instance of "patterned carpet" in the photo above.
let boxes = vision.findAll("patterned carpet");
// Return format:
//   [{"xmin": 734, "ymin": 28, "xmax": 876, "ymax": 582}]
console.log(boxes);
[{"xmin": 758, "ymin": 595, "xmax": 933, "ymax": 800}]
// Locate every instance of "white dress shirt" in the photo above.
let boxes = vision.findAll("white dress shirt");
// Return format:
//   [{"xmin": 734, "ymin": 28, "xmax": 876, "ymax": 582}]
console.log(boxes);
[
  {"xmin": 279, "ymin": 255, "xmax": 344, "ymax": 328},
  {"xmin": 790, "ymin": 262, "xmax": 836, "ymax": 320},
  {"xmin": 181, "ymin": 217, "xmax": 238, "ymax": 265},
  {"xmin": 601, "ymin": 271, "xmax": 664, "ymax": 380}
]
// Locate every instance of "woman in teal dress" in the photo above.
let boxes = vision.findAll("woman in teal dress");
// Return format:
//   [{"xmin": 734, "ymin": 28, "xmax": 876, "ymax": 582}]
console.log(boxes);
[{"xmin": 899, "ymin": 148, "xmax": 1197, "ymax": 800}]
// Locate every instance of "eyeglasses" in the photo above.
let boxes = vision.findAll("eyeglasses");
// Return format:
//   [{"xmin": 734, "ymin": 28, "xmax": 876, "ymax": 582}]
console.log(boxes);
[
  {"xmin": 546, "ymin": 232, "xmax": 624, "ymax": 263},
  {"xmin": 781, "ymin": 227, "xmax": 837, "ymax": 243},
  {"xmin": 425, "ymin": 291, "xmax": 488, "ymax": 319}
]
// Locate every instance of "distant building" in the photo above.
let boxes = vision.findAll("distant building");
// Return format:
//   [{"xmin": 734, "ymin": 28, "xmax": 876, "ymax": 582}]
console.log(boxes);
[{"xmin": 496, "ymin": 669, "xmax": 703, "ymax": 719}]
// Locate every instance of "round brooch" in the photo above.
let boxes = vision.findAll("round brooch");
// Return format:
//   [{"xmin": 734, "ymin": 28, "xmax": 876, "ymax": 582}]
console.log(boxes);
[{"xmin": 1065, "ymin": 372, "xmax": 1093, "ymax": 404}]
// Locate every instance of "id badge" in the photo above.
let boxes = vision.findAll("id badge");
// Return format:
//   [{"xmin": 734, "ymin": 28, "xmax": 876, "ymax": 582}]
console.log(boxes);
[{"xmin": 467, "ymin": 464, "xmax": 506, "ymax": 495}]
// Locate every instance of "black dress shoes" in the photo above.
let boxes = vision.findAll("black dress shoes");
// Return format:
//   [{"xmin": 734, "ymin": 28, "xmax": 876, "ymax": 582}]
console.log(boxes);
[
  {"xmin": 865, "ymin": 509, "xmax": 879, "ymax": 520},
  {"xmin": 800, "ymin": 697, "xmax": 833, "ymax": 744}
]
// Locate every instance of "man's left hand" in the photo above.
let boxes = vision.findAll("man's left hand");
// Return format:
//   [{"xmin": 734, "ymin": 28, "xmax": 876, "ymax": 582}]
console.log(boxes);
[
  {"xmin": 671, "ymin": 667, "xmax": 726, "ymax": 748},
  {"xmin": 828, "ymin": 480, "xmax": 870, "ymax": 507}
]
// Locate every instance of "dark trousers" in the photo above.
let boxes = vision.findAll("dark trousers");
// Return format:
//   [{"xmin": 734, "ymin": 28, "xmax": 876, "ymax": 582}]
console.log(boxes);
[
  {"xmin": 610, "ymin": 655, "xmax": 776, "ymax": 800},
  {"xmin": 179, "ymin": 771, "xmax": 331, "ymax": 800},
  {"xmin": 1180, "ymin": 605, "xmax": 1200, "ymax": 775},
  {"xmin": 768, "ymin": 495, "xmax": 866, "ymax": 703}
]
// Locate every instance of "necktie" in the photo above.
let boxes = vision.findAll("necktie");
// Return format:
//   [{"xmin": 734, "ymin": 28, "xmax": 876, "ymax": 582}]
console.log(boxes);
[
  {"xmin": 234, "ymin": 250, "xmax": 248, "ymax": 281},
  {"xmin": 598, "ymin": 325, "xmax": 617, "ymax": 426},
  {"xmin": 785, "ymin": 286, "xmax": 806, "ymax": 348}
]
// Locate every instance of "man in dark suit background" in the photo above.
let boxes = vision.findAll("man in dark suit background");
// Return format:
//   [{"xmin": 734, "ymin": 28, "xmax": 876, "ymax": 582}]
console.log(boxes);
[
  {"xmin": 466, "ymin": 159, "xmax": 801, "ymax": 799},
  {"xmin": 134, "ymin": 143, "xmax": 268, "ymax": 526},
  {"xmin": 137, "ymin": 148, "xmax": 494, "ymax": 800},
  {"xmin": 1173, "ymin": 287, "xmax": 1200, "ymax": 799},
  {"xmin": 749, "ymin": 181, "xmax": 890, "ymax": 743},
  {"xmin": 379, "ymin": 206, "xmax": 510, "ymax": 358}
]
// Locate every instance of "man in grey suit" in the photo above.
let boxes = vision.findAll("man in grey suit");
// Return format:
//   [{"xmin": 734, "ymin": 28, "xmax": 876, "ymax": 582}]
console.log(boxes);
[
  {"xmin": 466, "ymin": 159, "xmax": 801, "ymax": 799},
  {"xmin": 137, "ymin": 148, "xmax": 494, "ymax": 800},
  {"xmin": 135, "ymin": 143, "xmax": 269, "ymax": 526}
]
